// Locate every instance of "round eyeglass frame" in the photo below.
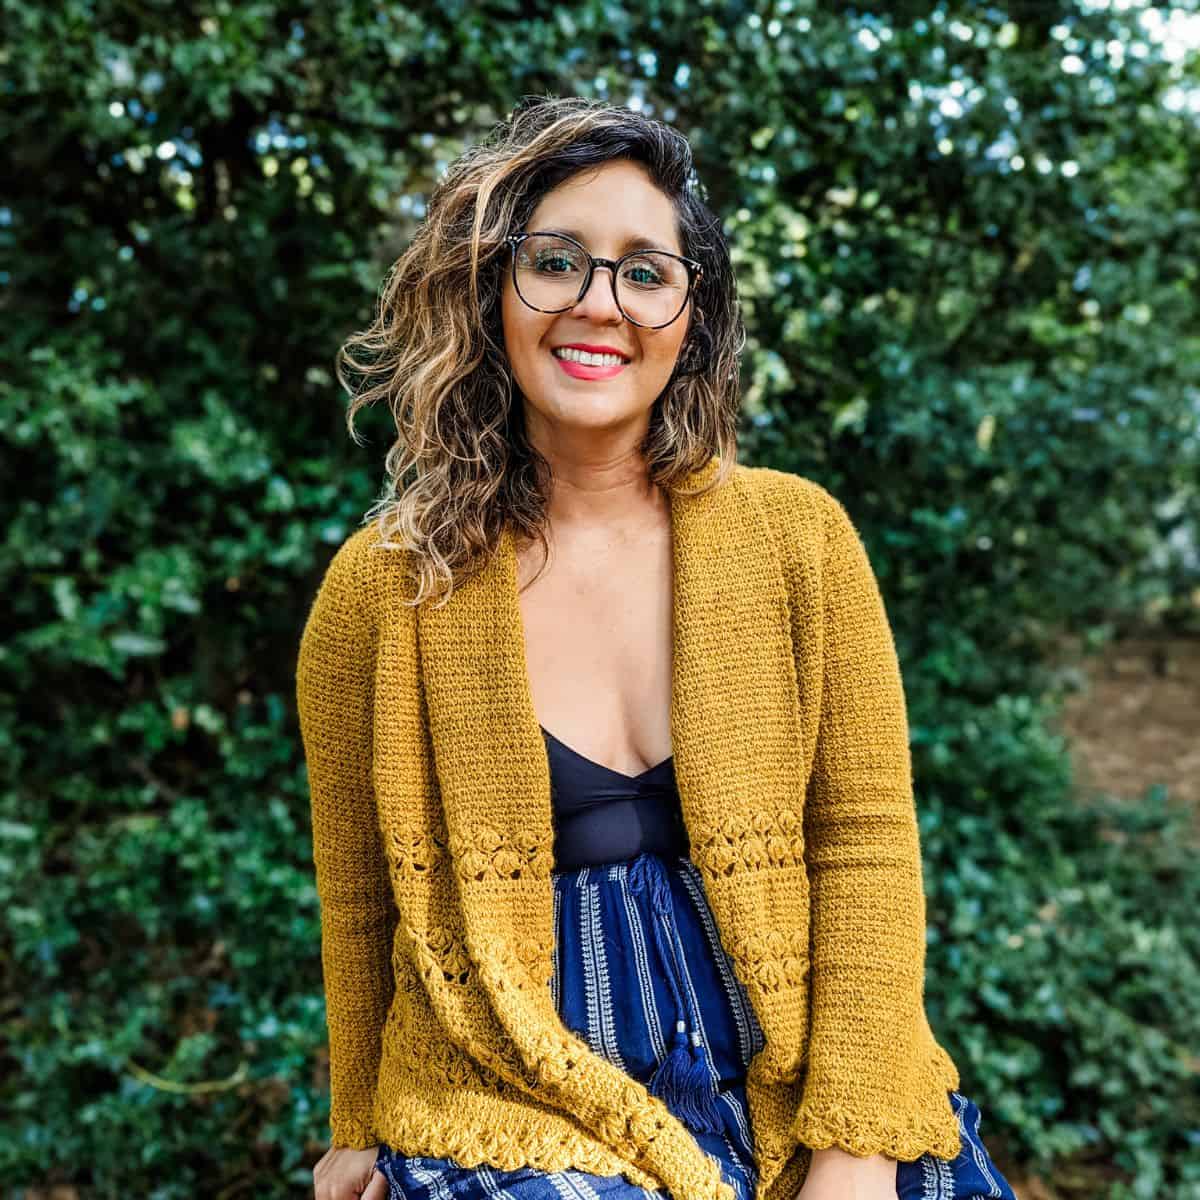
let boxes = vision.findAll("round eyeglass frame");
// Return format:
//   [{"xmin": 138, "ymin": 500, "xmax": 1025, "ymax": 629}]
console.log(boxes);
[{"xmin": 505, "ymin": 231, "xmax": 703, "ymax": 330}]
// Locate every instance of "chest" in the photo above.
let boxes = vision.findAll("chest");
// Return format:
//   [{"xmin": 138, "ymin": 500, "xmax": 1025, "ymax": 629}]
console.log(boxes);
[{"xmin": 515, "ymin": 527, "xmax": 674, "ymax": 778}]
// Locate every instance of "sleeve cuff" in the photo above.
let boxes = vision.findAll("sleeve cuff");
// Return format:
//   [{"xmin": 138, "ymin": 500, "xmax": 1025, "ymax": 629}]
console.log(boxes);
[
  {"xmin": 789, "ymin": 1030, "xmax": 963, "ymax": 1162},
  {"xmin": 330, "ymin": 1111, "xmax": 378, "ymax": 1150}
]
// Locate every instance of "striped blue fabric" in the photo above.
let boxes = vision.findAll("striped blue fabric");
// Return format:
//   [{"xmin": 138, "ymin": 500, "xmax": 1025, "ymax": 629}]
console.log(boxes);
[{"xmin": 374, "ymin": 851, "xmax": 1017, "ymax": 1200}]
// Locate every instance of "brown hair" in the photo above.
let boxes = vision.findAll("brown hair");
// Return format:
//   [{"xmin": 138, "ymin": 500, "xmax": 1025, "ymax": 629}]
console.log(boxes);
[{"xmin": 335, "ymin": 94, "xmax": 746, "ymax": 607}]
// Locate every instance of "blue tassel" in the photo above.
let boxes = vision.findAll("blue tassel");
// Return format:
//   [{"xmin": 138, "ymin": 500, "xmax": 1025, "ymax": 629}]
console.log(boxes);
[
  {"xmin": 649, "ymin": 1020, "xmax": 699, "ymax": 1114},
  {"xmin": 680, "ymin": 1028, "xmax": 726, "ymax": 1134},
  {"xmin": 634, "ymin": 856, "xmax": 726, "ymax": 1136},
  {"xmin": 649, "ymin": 1021, "xmax": 725, "ymax": 1134}
]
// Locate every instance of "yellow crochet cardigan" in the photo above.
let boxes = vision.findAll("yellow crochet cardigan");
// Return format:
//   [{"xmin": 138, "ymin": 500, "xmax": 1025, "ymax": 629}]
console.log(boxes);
[{"xmin": 295, "ymin": 457, "xmax": 962, "ymax": 1200}]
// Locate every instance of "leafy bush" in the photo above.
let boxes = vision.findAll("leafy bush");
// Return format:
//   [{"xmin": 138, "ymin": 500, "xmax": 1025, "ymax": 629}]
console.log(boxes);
[{"xmin": 3, "ymin": 2, "xmax": 1197, "ymax": 1196}]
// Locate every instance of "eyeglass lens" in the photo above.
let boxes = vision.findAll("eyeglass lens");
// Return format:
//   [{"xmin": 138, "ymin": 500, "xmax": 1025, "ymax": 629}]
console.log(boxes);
[{"xmin": 513, "ymin": 234, "xmax": 691, "ymax": 327}]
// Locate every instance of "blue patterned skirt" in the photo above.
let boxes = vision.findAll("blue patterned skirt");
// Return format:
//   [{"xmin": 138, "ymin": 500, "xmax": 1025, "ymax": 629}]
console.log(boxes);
[{"xmin": 375, "ymin": 851, "xmax": 1017, "ymax": 1200}]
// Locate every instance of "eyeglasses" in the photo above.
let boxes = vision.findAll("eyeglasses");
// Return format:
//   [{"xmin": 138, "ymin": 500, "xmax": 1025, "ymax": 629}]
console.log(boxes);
[{"xmin": 505, "ymin": 231, "xmax": 703, "ymax": 330}]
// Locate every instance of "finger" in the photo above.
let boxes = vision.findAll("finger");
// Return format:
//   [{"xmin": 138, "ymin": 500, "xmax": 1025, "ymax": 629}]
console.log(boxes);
[{"xmin": 362, "ymin": 1164, "xmax": 390, "ymax": 1198}]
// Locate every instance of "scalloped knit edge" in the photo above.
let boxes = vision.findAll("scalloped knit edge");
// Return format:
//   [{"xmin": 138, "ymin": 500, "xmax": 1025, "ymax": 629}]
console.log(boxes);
[
  {"xmin": 370, "ymin": 1108, "xmax": 739, "ymax": 1199},
  {"xmin": 790, "ymin": 1102, "xmax": 963, "ymax": 1163}
]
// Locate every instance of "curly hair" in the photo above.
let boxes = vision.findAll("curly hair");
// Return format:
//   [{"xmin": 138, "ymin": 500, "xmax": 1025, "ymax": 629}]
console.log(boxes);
[{"xmin": 335, "ymin": 94, "xmax": 746, "ymax": 607}]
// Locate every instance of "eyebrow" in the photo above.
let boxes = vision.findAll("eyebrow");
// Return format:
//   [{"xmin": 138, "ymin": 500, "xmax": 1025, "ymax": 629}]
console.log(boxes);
[{"xmin": 536, "ymin": 227, "xmax": 678, "ymax": 255}]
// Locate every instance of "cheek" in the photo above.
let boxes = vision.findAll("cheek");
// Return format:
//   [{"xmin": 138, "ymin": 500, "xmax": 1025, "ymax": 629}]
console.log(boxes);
[
  {"xmin": 646, "ymin": 326, "xmax": 689, "ymax": 371},
  {"xmin": 501, "ymin": 288, "xmax": 540, "ymax": 367},
  {"xmin": 500, "ymin": 283, "xmax": 521, "ymax": 351},
  {"xmin": 649, "ymin": 302, "xmax": 692, "ymax": 365}
]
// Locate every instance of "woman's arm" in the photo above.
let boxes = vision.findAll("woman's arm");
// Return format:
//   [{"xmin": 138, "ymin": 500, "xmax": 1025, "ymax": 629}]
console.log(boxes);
[
  {"xmin": 296, "ymin": 531, "xmax": 397, "ymax": 1149},
  {"xmin": 804, "ymin": 1146, "xmax": 897, "ymax": 1195},
  {"xmin": 788, "ymin": 486, "xmax": 961, "ymax": 1163}
]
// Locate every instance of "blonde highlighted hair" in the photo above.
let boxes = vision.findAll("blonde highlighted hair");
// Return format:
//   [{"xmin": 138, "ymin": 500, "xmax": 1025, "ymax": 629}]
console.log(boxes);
[{"xmin": 335, "ymin": 94, "xmax": 746, "ymax": 607}]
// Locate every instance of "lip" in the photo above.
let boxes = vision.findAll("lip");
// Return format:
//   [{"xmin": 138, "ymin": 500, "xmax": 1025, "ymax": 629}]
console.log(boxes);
[
  {"xmin": 552, "ymin": 349, "xmax": 629, "ymax": 381},
  {"xmin": 553, "ymin": 343, "xmax": 631, "ymax": 361}
]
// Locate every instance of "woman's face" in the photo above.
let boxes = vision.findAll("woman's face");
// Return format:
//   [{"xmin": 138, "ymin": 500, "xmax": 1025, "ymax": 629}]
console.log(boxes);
[{"xmin": 501, "ymin": 158, "xmax": 693, "ymax": 450}]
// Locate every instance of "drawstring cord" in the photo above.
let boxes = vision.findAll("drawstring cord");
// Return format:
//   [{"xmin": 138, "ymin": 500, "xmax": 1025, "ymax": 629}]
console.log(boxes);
[{"xmin": 629, "ymin": 855, "xmax": 725, "ymax": 1134}]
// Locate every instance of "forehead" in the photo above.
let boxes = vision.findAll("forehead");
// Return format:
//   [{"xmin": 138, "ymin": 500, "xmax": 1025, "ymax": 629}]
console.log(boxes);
[{"xmin": 527, "ymin": 159, "xmax": 681, "ymax": 254}]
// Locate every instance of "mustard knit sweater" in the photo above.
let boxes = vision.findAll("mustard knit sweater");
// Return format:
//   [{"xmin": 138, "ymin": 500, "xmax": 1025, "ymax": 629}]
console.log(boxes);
[{"xmin": 295, "ymin": 458, "xmax": 962, "ymax": 1200}]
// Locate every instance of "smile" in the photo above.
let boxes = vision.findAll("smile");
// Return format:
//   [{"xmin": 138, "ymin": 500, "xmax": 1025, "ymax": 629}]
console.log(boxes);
[{"xmin": 551, "ymin": 347, "xmax": 629, "ymax": 380}]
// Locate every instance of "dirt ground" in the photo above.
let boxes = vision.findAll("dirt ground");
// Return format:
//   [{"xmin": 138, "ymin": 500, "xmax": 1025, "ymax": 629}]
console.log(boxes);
[
  {"xmin": 994, "ymin": 630, "xmax": 1200, "ymax": 1198},
  {"xmin": 1052, "ymin": 630, "xmax": 1200, "ymax": 841}
]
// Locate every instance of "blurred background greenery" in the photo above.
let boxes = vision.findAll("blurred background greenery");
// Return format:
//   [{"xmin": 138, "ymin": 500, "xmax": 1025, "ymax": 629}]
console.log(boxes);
[{"xmin": 3, "ymin": 1, "xmax": 1198, "ymax": 1197}]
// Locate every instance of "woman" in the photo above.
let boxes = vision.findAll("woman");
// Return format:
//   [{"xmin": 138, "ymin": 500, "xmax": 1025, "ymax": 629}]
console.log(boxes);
[{"xmin": 297, "ymin": 96, "xmax": 1018, "ymax": 1200}]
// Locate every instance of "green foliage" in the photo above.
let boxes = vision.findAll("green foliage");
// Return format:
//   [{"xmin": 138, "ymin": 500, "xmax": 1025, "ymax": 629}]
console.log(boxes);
[
  {"xmin": 2, "ymin": 1, "xmax": 1197, "ymax": 1196},
  {"xmin": 913, "ymin": 694, "xmax": 1200, "ymax": 1198}
]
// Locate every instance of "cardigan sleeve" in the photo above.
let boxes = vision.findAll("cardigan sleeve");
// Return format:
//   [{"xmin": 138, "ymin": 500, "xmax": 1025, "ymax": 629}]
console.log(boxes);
[
  {"xmin": 296, "ymin": 531, "xmax": 397, "ymax": 1150},
  {"xmin": 789, "ymin": 487, "xmax": 962, "ymax": 1162}
]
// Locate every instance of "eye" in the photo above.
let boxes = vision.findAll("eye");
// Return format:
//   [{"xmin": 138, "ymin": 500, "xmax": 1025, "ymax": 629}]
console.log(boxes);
[
  {"xmin": 531, "ymin": 249, "xmax": 583, "ymax": 275},
  {"xmin": 621, "ymin": 253, "xmax": 675, "ymax": 289}
]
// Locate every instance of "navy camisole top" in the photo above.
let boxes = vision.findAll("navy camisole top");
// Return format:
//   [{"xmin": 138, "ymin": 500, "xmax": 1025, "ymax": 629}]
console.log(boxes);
[{"xmin": 540, "ymin": 724, "xmax": 691, "ymax": 871}]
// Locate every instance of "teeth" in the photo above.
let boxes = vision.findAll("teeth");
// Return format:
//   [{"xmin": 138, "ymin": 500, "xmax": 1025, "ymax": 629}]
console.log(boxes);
[{"xmin": 553, "ymin": 347, "xmax": 626, "ymax": 367}]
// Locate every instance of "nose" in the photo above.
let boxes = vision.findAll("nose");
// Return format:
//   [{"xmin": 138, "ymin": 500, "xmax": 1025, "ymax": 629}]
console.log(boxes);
[{"xmin": 570, "ymin": 264, "xmax": 624, "ymax": 323}]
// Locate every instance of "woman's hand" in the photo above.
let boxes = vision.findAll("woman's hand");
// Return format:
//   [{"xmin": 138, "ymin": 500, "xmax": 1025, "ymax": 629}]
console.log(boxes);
[
  {"xmin": 797, "ymin": 1146, "xmax": 897, "ymax": 1200},
  {"xmin": 312, "ymin": 1144, "xmax": 389, "ymax": 1200}
]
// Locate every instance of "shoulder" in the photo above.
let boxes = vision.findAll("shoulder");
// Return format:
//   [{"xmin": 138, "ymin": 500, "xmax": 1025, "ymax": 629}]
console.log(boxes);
[
  {"xmin": 312, "ymin": 518, "xmax": 418, "ymax": 617},
  {"xmin": 312, "ymin": 524, "xmax": 373, "ymax": 606},
  {"xmin": 735, "ymin": 462, "xmax": 834, "ymax": 507},
  {"xmin": 733, "ymin": 463, "xmax": 853, "ymax": 554}
]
